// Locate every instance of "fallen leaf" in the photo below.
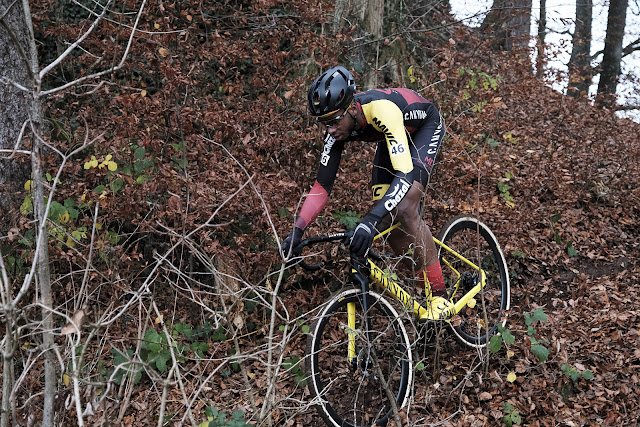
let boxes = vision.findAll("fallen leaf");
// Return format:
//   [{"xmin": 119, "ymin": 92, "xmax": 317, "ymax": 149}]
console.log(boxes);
[
  {"xmin": 478, "ymin": 391, "xmax": 492, "ymax": 401},
  {"xmin": 61, "ymin": 310, "xmax": 86, "ymax": 335}
]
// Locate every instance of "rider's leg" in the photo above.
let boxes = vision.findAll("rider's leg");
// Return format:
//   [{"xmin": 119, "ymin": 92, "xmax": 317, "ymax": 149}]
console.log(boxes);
[{"xmin": 386, "ymin": 181, "xmax": 446, "ymax": 297}]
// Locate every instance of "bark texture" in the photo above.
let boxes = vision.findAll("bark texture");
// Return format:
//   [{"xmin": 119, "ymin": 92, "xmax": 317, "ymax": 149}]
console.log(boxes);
[
  {"xmin": 597, "ymin": 0, "xmax": 628, "ymax": 107},
  {"xmin": 0, "ymin": 0, "xmax": 31, "ymax": 219},
  {"xmin": 480, "ymin": 0, "xmax": 533, "ymax": 51},
  {"xmin": 567, "ymin": 0, "xmax": 593, "ymax": 98}
]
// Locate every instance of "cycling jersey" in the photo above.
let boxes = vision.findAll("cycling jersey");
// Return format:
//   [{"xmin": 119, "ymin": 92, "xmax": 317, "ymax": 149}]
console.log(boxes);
[{"xmin": 295, "ymin": 88, "xmax": 444, "ymax": 231}]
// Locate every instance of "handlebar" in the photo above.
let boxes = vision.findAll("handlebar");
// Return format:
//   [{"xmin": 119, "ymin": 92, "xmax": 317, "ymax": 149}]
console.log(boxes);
[{"xmin": 289, "ymin": 230, "xmax": 383, "ymax": 271}]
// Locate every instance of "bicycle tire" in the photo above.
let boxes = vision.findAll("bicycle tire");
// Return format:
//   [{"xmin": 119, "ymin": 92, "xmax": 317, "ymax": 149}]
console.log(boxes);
[
  {"xmin": 437, "ymin": 215, "xmax": 510, "ymax": 348},
  {"xmin": 306, "ymin": 288, "xmax": 413, "ymax": 427}
]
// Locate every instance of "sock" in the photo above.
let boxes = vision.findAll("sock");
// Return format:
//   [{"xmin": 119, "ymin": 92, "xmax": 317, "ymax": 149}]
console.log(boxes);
[{"xmin": 419, "ymin": 261, "xmax": 446, "ymax": 297}]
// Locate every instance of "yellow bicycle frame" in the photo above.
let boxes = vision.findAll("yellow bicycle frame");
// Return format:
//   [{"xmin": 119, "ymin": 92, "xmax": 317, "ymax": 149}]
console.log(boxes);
[
  {"xmin": 345, "ymin": 225, "xmax": 488, "ymax": 363},
  {"xmin": 366, "ymin": 225, "xmax": 487, "ymax": 321}
]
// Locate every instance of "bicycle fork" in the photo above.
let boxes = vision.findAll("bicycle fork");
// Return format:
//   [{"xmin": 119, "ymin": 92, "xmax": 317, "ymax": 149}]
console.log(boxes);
[{"xmin": 347, "ymin": 260, "xmax": 371, "ymax": 370}]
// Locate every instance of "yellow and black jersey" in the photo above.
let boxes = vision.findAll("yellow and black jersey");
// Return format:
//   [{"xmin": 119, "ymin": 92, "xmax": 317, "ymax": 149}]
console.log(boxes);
[{"xmin": 295, "ymin": 88, "xmax": 444, "ymax": 230}]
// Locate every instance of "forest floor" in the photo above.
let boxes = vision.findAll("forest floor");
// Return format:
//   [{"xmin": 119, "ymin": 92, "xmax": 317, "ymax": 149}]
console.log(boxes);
[{"xmin": 7, "ymin": 0, "xmax": 639, "ymax": 425}]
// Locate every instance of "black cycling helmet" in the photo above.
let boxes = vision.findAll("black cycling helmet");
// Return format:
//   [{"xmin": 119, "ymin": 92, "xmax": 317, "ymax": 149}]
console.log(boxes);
[{"xmin": 307, "ymin": 66, "xmax": 356, "ymax": 118}]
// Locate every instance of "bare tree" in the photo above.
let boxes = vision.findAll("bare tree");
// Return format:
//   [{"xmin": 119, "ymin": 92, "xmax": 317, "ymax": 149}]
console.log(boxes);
[
  {"xmin": 597, "ymin": 0, "xmax": 628, "ymax": 107},
  {"xmin": 480, "ymin": 0, "xmax": 533, "ymax": 51},
  {"xmin": 567, "ymin": 0, "xmax": 593, "ymax": 98},
  {"xmin": 536, "ymin": 0, "xmax": 546, "ymax": 78},
  {"xmin": 0, "ymin": 1, "xmax": 145, "ymax": 425}
]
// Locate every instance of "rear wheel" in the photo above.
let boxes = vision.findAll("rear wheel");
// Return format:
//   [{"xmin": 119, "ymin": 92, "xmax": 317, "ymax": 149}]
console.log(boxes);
[
  {"xmin": 306, "ymin": 289, "xmax": 412, "ymax": 426},
  {"xmin": 437, "ymin": 215, "xmax": 510, "ymax": 348}
]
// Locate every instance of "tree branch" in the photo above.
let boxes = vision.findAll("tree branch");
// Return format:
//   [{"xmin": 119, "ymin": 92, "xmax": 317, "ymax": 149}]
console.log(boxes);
[
  {"xmin": 615, "ymin": 104, "xmax": 640, "ymax": 111},
  {"xmin": 39, "ymin": 0, "xmax": 147, "ymax": 97},
  {"xmin": 38, "ymin": 0, "xmax": 114, "ymax": 80},
  {"xmin": 622, "ymin": 36, "xmax": 640, "ymax": 57}
]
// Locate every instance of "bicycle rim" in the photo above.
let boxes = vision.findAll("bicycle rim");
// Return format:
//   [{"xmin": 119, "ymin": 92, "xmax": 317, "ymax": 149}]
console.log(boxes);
[
  {"xmin": 437, "ymin": 215, "xmax": 510, "ymax": 347},
  {"xmin": 306, "ymin": 289, "xmax": 412, "ymax": 427}
]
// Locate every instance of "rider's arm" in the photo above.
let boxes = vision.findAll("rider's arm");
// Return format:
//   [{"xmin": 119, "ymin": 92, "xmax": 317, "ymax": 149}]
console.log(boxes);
[
  {"xmin": 294, "ymin": 134, "xmax": 344, "ymax": 230},
  {"xmin": 363, "ymin": 100, "xmax": 416, "ymax": 221}
]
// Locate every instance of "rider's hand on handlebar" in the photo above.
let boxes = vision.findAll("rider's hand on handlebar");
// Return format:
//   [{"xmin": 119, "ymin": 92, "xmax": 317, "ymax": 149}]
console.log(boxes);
[
  {"xmin": 281, "ymin": 226, "xmax": 304, "ymax": 258},
  {"xmin": 349, "ymin": 213, "xmax": 380, "ymax": 258}
]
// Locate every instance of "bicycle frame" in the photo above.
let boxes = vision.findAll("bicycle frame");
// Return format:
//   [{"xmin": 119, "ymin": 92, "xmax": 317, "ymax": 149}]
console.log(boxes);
[
  {"xmin": 343, "ymin": 223, "xmax": 488, "ymax": 365},
  {"xmin": 302, "ymin": 217, "xmax": 509, "ymax": 426},
  {"xmin": 296, "ymin": 224, "xmax": 488, "ymax": 317},
  {"xmin": 358, "ymin": 223, "xmax": 488, "ymax": 319}
]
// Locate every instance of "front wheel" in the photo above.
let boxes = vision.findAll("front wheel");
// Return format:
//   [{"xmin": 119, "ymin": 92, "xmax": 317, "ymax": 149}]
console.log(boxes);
[
  {"xmin": 306, "ymin": 289, "xmax": 412, "ymax": 427},
  {"xmin": 437, "ymin": 215, "xmax": 511, "ymax": 348}
]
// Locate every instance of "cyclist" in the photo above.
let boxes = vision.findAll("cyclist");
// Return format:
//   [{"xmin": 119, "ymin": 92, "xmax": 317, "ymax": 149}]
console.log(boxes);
[{"xmin": 282, "ymin": 66, "xmax": 446, "ymax": 299}]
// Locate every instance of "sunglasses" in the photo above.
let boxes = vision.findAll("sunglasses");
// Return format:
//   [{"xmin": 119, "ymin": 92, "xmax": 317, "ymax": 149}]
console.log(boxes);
[{"xmin": 318, "ymin": 112, "xmax": 346, "ymax": 128}]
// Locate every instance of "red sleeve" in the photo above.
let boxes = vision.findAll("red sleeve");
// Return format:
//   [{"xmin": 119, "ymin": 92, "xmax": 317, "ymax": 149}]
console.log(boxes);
[{"xmin": 295, "ymin": 180, "xmax": 329, "ymax": 230}]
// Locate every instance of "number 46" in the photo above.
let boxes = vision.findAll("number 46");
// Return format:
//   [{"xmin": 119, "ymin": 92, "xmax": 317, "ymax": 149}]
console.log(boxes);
[{"xmin": 391, "ymin": 145, "xmax": 405, "ymax": 156}]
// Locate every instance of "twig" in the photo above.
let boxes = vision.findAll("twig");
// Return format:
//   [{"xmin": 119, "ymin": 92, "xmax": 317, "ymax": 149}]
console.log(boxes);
[{"xmin": 39, "ymin": 0, "xmax": 147, "ymax": 97}]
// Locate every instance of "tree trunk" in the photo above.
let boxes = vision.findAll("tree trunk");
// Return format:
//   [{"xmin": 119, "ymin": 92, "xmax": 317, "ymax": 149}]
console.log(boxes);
[
  {"xmin": 363, "ymin": 0, "xmax": 385, "ymax": 88},
  {"xmin": 332, "ymin": 0, "xmax": 348, "ymax": 34},
  {"xmin": 480, "ymin": 0, "xmax": 533, "ymax": 52},
  {"xmin": 0, "ymin": 0, "xmax": 31, "ymax": 220},
  {"xmin": 567, "ymin": 0, "xmax": 593, "ymax": 98},
  {"xmin": 20, "ymin": 0, "xmax": 56, "ymax": 422},
  {"xmin": 597, "ymin": 0, "xmax": 627, "ymax": 107},
  {"xmin": 1, "ymin": 1, "xmax": 55, "ymax": 426},
  {"xmin": 536, "ymin": 0, "xmax": 546, "ymax": 78}
]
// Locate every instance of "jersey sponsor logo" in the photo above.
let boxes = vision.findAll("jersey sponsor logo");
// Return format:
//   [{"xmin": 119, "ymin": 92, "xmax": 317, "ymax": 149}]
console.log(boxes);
[
  {"xmin": 372, "ymin": 184, "xmax": 389, "ymax": 200},
  {"xmin": 384, "ymin": 179, "xmax": 410, "ymax": 211},
  {"xmin": 372, "ymin": 117, "xmax": 398, "ymax": 146},
  {"xmin": 320, "ymin": 134, "xmax": 336, "ymax": 166},
  {"xmin": 404, "ymin": 110, "xmax": 427, "ymax": 121},
  {"xmin": 426, "ymin": 119, "xmax": 443, "ymax": 156}
]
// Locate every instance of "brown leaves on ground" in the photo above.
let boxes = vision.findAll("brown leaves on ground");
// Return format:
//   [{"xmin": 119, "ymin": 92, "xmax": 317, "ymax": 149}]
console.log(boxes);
[{"xmin": 10, "ymin": 0, "xmax": 639, "ymax": 425}]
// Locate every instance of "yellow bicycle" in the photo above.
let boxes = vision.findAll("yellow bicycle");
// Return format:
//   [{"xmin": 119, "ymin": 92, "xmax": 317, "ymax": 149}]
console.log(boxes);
[{"xmin": 294, "ymin": 215, "xmax": 511, "ymax": 427}]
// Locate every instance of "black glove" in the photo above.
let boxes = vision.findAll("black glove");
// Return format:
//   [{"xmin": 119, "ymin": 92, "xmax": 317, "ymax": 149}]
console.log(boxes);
[
  {"xmin": 349, "ymin": 214, "xmax": 380, "ymax": 258},
  {"xmin": 282, "ymin": 226, "xmax": 304, "ymax": 257}
]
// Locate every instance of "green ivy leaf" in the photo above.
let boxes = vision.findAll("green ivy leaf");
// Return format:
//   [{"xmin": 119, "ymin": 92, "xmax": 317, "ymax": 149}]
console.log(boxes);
[
  {"xmin": 531, "ymin": 344, "xmax": 549, "ymax": 362},
  {"xmin": 511, "ymin": 411, "xmax": 522, "ymax": 425},
  {"xmin": 511, "ymin": 250, "xmax": 527, "ymax": 259},
  {"xmin": 488, "ymin": 334, "xmax": 503, "ymax": 353},
  {"xmin": 211, "ymin": 329, "xmax": 227, "ymax": 342},
  {"xmin": 156, "ymin": 351, "xmax": 171, "ymax": 372},
  {"xmin": 530, "ymin": 307, "xmax": 548, "ymax": 323},
  {"xmin": 332, "ymin": 210, "xmax": 361, "ymax": 229},
  {"xmin": 110, "ymin": 178, "xmax": 124, "ymax": 193},
  {"xmin": 501, "ymin": 328, "xmax": 515, "ymax": 345},
  {"xmin": 278, "ymin": 207, "xmax": 289, "ymax": 218},
  {"xmin": 582, "ymin": 370, "xmax": 594, "ymax": 380},
  {"xmin": 135, "ymin": 146, "xmax": 146, "ymax": 160}
]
